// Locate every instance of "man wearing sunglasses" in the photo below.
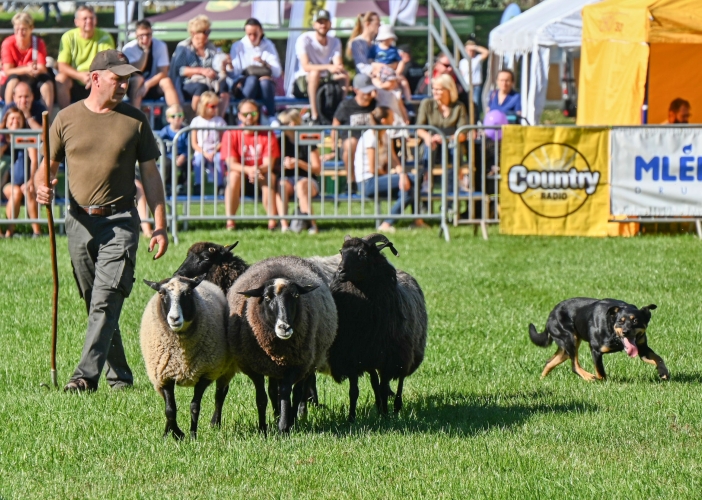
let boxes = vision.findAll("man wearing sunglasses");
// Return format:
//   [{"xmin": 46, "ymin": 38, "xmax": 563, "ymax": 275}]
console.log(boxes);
[
  {"xmin": 122, "ymin": 19, "xmax": 179, "ymax": 110},
  {"xmin": 35, "ymin": 50, "xmax": 168, "ymax": 393}
]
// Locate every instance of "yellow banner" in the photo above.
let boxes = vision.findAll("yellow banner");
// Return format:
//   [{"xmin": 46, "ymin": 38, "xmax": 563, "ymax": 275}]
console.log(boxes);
[{"xmin": 500, "ymin": 126, "xmax": 610, "ymax": 237}]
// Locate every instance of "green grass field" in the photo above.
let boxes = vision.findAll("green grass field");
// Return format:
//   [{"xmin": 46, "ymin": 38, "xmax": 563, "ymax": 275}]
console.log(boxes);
[{"xmin": 1, "ymin": 225, "xmax": 701, "ymax": 498}]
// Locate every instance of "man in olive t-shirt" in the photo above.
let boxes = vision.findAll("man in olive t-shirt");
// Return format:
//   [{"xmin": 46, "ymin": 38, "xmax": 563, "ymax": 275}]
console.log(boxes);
[{"xmin": 36, "ymin": 50, "xmax": 168, "ymax": 393}]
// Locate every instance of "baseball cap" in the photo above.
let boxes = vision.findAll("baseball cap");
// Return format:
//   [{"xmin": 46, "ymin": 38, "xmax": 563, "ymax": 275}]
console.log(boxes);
[
  {"xmin": 314, "ymin": 9, "xmax": 331, "ymax": 22},
  {"xmin": 89, "ymin": 49, "xmax": 140, "ymax": 76},
  {"xmin": 353, "ymin": 73, "xmax": 377, "ymax": 94}
]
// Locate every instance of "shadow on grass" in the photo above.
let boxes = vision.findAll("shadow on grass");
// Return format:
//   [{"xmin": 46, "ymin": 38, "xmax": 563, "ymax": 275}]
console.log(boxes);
[
  {"xmin": 303, "ymin": 390, "xmax": 598, "ymax": 437},
  {"xmin": 608, "ymin": 371, "xmax": 702, "ymax": 384}
]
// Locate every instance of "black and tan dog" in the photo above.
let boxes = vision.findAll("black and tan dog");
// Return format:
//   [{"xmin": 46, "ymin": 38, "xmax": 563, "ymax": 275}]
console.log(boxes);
[{"xmin": 529, "ymin": 298, "xmax": 669, "ymax": 380}]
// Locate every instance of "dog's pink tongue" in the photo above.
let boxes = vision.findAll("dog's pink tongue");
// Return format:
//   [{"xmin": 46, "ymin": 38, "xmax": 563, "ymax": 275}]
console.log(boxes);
[{"xmin": 622, "ymin": 337, "xmax": 638, "ymax": 358}]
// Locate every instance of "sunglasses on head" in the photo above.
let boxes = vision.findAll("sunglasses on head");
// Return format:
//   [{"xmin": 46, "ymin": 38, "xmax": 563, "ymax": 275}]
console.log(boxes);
[
  {"xmin": 206, "ymin": 104, "xmax": 218, "ymax": 109},
  {"xmin": 196, "ymin": 29, "xmax": 211, "ymax": 36},
  {"xmin": 168, "ymin": 113, "xmax": 184, "ymax": 118},
  {"xmin": 239, "ymin": 111, "xmax": 258, "ymax": 118}
]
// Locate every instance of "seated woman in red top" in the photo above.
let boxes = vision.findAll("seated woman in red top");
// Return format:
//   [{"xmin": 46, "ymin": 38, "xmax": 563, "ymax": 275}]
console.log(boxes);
[
  {"xmin": 221, "ymin": 99, "xmax": 280, "ymax": 231},
  {"xmin": 0, "ymin": 13, "xmax": 54, "ymax": 112}
]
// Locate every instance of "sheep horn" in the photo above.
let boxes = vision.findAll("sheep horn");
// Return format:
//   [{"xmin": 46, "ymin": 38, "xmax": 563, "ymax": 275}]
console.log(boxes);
[
  {"xmin": 225, "ymin": 242, "xmax": 239, "ymax": 252},
  {"xmin": 363, "ymin": 233, "xmax": 399, "ymax": 257}
]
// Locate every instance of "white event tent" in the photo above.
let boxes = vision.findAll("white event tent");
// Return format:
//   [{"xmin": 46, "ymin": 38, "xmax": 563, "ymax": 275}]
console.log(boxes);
[{"xmin": 487, "ymin": 0, "xmax": 601, "ymax": 125}]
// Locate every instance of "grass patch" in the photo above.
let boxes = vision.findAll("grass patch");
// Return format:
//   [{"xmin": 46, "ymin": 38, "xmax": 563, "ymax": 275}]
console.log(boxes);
[{"xmin": 1, "ymin": 226, "xmax": 701, "ymax": 498}]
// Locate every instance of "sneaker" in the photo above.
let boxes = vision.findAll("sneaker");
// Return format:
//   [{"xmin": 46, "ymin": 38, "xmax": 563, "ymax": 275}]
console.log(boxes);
[{"xmin": 308, "ymin": 225, "xmax": 319, "ymax": 235}]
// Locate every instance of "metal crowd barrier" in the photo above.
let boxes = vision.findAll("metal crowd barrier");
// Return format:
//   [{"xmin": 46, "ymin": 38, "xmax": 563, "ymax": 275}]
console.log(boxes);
[
  {"xmin": 452, "ymin": 125, "xmax": 503, "ymax": 240},
  {"xmin": 0, "ymin": 130, "xmax": 168, "ymax": 233},
  {"xmin": 170, "ymin": 125, "xmax": 451, "ymax": 243}
]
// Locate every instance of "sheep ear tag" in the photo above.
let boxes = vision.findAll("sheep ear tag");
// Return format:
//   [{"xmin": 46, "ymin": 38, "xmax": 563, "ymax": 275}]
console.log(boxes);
[{"xmin": 238, "ymin": 286, "xmax": 266, "ymax": 298}]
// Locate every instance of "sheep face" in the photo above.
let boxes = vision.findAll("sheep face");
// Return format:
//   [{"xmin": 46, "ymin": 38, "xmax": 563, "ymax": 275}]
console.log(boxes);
[
  {"xmin": 174, "ymin": 242, "xmax": 239, "ymax": 278},
  {"xmin": 144, "ymin": 276, "xmax": 204, "ymax": 333},
  {"xmin": 238, "ymin": 279, "xmax": 318, "ymax": 340},
  {"xmin": 336, "ymin": 234, "xmax": 399, "ymax": 283}
]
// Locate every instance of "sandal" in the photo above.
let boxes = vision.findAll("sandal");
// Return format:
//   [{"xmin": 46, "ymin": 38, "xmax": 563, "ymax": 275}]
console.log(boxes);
[
  {"xmin": 226, "ymin": 220, "xmax": 236, "ymax": 231},
  {"xmin": 63, "ymin": 378, "xmax": 95, "ymax": 393}
]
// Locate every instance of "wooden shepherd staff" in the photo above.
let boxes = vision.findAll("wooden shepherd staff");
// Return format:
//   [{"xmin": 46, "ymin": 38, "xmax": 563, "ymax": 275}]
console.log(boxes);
[{"xmin": 42, "ymin": 111, "xmax": 59, "ymax": 389}]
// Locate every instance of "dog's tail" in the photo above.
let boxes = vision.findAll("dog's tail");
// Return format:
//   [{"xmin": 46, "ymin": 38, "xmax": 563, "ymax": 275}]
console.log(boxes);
[{"xmin": 529, "ymin": 323, "xmax": 552, "ymax": 347}]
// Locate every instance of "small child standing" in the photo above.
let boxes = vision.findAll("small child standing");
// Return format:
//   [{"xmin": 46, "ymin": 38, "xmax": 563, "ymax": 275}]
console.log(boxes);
[
  {"xmin": 157, "ymin": 104, "xmax": 189, "ymax": 194},
  {"xmin": 190, "ymin": 91, "xmax": 227, "ymax": 193},
  {"xmin": 368, "ymin": 25, "xmax": 412, "ymax": 101}
]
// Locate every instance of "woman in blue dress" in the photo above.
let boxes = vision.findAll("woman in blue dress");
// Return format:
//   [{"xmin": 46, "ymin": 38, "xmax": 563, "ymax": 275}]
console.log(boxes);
[{"xmin": 487, "ymin": 69, "xmax": 522, "ymax": 118}]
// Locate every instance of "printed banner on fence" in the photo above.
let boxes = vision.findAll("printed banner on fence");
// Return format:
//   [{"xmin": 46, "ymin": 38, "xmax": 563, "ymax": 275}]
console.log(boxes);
[
  {"xmin": 611, "ymin": 127, "xmax": 702, "ymax": 216},
  {"xmin": 500, "ymin": 126, "xmax": 610, "ymax": 237}
]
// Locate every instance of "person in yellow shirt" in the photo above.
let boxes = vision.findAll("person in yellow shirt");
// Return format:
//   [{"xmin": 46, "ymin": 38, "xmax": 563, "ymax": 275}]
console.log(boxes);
[{"xmin": 55, "ymin": 5, "xmax": 114, "ymax": 108}]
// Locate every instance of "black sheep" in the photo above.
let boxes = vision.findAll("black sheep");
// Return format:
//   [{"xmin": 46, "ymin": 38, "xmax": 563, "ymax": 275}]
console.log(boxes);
[
  {"xmin": 174, "ymin": 242, "xmax": 248, "ymax": 294},
  {"xmin": 328, "ymin": 233, "xmax": 428, "ymax": 421}
]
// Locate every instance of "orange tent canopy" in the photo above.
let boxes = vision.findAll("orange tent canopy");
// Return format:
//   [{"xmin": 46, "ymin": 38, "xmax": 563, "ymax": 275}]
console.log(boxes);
[{"xmin": 577, "ymin": 0, "xmax": 702, "ymax": 125}]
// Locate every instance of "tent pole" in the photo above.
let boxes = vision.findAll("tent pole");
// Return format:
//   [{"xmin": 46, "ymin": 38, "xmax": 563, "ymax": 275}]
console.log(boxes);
[{"xmin": 428, "ymin": 3, "xmax": 434, "ymax": 96}]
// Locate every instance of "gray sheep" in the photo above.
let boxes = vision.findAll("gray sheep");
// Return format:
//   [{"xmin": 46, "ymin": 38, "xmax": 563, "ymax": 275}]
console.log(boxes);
[
  {"xmin": 228, "ymin": 256, "xmax": 337, "ymax": 433},
  {"xmin": 140, "ymin": 275, "xmax": 236, "ymax": 439}
]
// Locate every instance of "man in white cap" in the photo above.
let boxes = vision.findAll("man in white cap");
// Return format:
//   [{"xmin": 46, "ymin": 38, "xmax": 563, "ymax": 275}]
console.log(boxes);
[
  {"xmin": 35, "ymin": 49, "xmax": 168, "ymax": 393},
  {"xmin": 293, "ymin": 9, "xmax": 348, "ymax": 123}
]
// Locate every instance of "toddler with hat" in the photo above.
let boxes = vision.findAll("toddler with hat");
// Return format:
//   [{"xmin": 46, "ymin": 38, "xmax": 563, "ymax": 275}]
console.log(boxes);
[{"xmin": 368, "ymin": 25, "xmax": 412, "ymax": 101}]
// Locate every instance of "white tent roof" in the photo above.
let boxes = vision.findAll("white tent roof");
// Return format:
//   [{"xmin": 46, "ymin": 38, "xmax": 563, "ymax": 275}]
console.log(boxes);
[{"xmin": 489, "ymin": 0, "xmax": 601, "ymax": 55}]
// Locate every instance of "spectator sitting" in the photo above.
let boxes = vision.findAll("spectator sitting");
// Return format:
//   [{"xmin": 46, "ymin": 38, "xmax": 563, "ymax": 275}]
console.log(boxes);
[
  {"xmin": 487, "ymin": 69, "xmax": 521, "ymax": 118},
  {"xmin": 55, "ymin": 5, "xmax": 114, "ymax": 108},
  {"xmin": 354, "ymin": 106, "xmax": 414, "ymax": 234},
  {"xmin": 190, "ymin": 91, "xmax": 226, "ymax": 193},
  {"xmin": 169, "ymin": 15, "xmax": 230, "ymax": 117},
  {"xmin": 0, "ymin": 108, "xmax": 39, "ymax": 237},
  {"xmin": 331, "ymin": 73, "xmax": 401, "ymax": 180},
  {"xmin": 662, "ymin": 98, "xmax": 691, "ymax": 124},
  {"xmin": 368, "ymin": 25, "xmax": 412, "ymax": 101},
  {"xmin": 122, "ymin": 19, "xmax": 179, "ymax": 110},
  {"xmin": 276, "ymin": 109, "xmax": 321, "ymax": 235},
  {"xmin": 292, "ymin": 9, "xmax": 349, "ymax": 124},
  {"xmin": 458, "ymin": 38, "xmax": 489, "ymax": 119},
  {"xmin": 1, "ymin": 13, "xmax": 54, "ymax": 113},
  {"xmin": 416, "ymin": 74, "xmax": 467, "ymax": 203},
  {"xmin": 372, "ymin": 67, "xmax": 409, "ymax": 126},
  {"xmin": 221, "ymin": 99, "xmax": 280, "ymax": 230},
  {"xmin": 157, "ymin": 103, "xmax": 189, "ymax": 193},
  {"xmin": 228, "ymin": 17, "xmax": 282, "ymax": 118},
  {"xmin": 3, "ymin": 81, "xmax": 46, "ymax": 129},
  {"xmin": 346, "ymin": 11, "xmax": 380, "ymax": 76},
  {"xmin": 397, "ymin": 44, "xmax": 424, "ymax": 95}
]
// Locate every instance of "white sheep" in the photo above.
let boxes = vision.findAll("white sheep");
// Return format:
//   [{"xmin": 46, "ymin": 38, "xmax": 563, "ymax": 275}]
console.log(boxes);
[{"xmin": 140, "ymin": 275, "xmax": 237, "ymax": 439}]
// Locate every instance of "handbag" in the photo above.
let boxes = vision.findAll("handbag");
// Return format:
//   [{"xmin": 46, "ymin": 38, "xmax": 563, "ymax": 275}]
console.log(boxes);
[{"xmin": 243, "ymin": 65, "xmax": 272, "ymax": 78}]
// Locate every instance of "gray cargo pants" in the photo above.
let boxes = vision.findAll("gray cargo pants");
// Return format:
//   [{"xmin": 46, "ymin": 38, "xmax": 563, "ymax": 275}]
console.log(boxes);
[{"xmin": 65, "ymin": 207, "xmax": 140, "ymax": 389}]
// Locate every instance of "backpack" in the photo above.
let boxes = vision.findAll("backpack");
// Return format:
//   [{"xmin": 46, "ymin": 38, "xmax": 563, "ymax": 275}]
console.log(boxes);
[{"xmin": 316, "ymin": 80, "xmax": 344, "ymax": 125}]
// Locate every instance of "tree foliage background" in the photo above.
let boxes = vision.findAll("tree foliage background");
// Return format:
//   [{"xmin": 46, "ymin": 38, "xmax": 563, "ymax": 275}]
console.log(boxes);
[{"xmin": 422, "ymin": 0, "xmax": 541, "ymax": 10}]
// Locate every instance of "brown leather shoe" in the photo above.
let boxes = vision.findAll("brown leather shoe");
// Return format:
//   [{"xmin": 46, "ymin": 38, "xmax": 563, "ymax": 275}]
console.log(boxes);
[{"xmin": 63, "ymin": 378, "xmax": 95, "ymax": 393}]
